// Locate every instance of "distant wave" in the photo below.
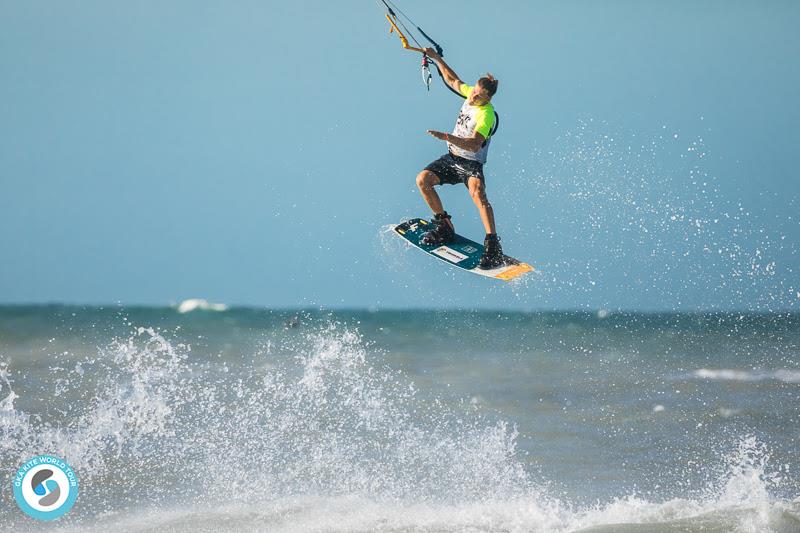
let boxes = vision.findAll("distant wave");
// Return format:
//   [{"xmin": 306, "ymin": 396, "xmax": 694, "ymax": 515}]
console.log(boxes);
[
  {"xmin": 175, "ymin": 298, "xmax": 228, "ymax": 313},
  {"xmin": 692, "ymin": 368, "xmax": 800, "ymax": 383}
]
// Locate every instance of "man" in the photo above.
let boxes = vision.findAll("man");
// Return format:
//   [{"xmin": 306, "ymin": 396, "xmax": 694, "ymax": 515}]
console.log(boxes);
[{"xmin": 416, "ymin": 47, "xmax": 504, "ymax": 269}]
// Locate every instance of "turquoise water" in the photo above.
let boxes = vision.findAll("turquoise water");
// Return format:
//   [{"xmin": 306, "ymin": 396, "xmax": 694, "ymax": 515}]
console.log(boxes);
[{"xmin": 1, "ymin": 305, "xmax": 799, "ymax": 531}]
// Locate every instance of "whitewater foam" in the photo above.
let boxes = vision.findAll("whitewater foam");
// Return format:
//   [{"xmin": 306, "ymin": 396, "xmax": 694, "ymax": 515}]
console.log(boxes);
[
  {"xmin": 693, "ymin": 368, "xmax": 800, "ymax": 383},
  {"xmin": 1, "ymin": 319, "xmax": 798, "ymax": 532},
  {"xmin": 175, "ymin": 299, "xmax": 228, "ymax": 313}
]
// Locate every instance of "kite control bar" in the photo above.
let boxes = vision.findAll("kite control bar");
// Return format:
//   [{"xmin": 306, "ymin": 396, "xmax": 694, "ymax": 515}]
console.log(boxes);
[
  {"xmin": 379, "ymin": 0, "xmax": 466, "ymax": 98},
  {"xmin": 384, "ymin": 13, "xmax": 425, "ymax": 54},
  {"xmin": 383, "ymin": 5, "xmax": 432, "ymax": 89}
]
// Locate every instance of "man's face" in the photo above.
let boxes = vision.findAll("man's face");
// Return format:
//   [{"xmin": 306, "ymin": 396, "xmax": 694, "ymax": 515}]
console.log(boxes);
[{"xmin": 468, "ymin": 84, "xmax": 491, "ymax": 106}]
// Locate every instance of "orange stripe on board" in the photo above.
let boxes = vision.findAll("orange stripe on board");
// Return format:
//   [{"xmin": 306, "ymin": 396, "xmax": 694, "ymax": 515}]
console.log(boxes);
[{"xmin": 494, "ymin": 263, "xmax": 534, "ymax": 281}]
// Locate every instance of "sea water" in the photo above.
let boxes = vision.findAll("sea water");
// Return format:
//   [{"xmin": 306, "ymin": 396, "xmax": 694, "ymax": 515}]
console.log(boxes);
[{"xmin": 1, "ymin": 305, "xmax": 798, "ymax": 532}]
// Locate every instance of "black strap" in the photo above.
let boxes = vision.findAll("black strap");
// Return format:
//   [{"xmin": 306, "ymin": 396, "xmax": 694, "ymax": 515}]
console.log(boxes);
[
  {"xmin": 490, "ymin": 111, "xmax": 499, "ymax": 137},
  {"xmin": 481, "ymin": 111, "xmax": 499, "ymax": 148}
]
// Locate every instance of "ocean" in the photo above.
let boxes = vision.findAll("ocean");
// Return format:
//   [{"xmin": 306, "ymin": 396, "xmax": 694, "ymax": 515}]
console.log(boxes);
[{"xmin": 1, "ymin": 305, "xmax": 798, "ymax": 532}]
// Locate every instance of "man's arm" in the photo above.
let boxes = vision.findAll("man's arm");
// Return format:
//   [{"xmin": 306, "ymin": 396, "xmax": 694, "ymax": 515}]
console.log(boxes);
[
  {"xmin": 427, "ymin": 130, "xmax": 486, "ymax": 153},
  {"xmin": 423, "ymin": 48, "xmax": 464, "ymax": 94}
]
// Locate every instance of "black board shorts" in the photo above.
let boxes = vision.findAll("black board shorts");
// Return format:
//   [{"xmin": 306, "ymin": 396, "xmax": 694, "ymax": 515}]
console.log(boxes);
[{"xmin": 424, "ymin": 152, "xmax": 485, "ymax": 186}]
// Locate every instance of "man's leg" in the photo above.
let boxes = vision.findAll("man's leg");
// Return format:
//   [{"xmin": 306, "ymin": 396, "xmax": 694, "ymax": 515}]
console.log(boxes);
[
  {"xmin": 416, "ymin": 170, "xmax": 453, "ymax": 230},
  {"xmin": 467, "ymin": 176, "xmax": 496, "ymax": 234},
  {"xmin": 469, "ymin": 176, "xmax": 504, "ymax": 268}
]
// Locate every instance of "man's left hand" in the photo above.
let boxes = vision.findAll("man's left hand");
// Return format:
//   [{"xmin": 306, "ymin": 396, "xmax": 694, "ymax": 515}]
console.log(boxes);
[{"xmin": 427, "ymin": 130, "xmax": 449, "ymax": 141}]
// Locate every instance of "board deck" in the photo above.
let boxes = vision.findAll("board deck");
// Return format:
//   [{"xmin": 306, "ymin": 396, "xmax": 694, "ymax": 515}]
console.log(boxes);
[{"xmin": 393, "ymin": 218, "xmax": 534, "ymax": 281}]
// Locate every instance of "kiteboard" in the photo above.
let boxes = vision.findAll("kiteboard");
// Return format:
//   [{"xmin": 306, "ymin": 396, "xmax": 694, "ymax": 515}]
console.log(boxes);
[{"xmin": 393, "ymin": 218, "xmax": 534, "ymax": 281}]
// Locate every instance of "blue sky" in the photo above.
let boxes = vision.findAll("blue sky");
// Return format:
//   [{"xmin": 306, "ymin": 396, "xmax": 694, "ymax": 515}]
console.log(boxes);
[{"xmin": 1, "ymin": 0, "xmax": 798, "ymax": 310}]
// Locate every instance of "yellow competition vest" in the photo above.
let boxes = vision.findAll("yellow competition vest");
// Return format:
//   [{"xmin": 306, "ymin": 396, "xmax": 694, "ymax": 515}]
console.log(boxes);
[{"xmin": 447, "ymin": 83, "xmax": 496, "ymax": 164}]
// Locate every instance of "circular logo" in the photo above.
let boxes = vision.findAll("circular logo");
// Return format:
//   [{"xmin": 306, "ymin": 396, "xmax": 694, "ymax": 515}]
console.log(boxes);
[{"xmin": 13, "ymin": 455, "xmax": 79, "ymax": 521}]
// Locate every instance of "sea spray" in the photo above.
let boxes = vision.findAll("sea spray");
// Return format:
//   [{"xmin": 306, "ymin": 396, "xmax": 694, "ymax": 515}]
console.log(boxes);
[
  {"xmin": 1, "ymin": 319, "xmax": 538, "ymax": 528},
  {"xmin": 1, "ymin": 311, "xmax": 798, "ymax": 531},
  {"xmin": 490, "ymin": 118, "xmax": 798, "ymax": 311}
]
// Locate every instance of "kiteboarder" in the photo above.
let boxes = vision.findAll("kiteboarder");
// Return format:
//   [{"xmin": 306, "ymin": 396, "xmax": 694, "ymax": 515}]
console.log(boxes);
[{"xmin": 415, "ymin": 49, "xmax": 503, "ymax": 269}]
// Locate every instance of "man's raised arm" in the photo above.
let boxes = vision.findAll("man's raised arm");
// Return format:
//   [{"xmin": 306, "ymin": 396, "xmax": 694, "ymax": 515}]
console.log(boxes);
[{"xmin": 423, "ymin": 48, "xmax": 464, "ymax": 94}]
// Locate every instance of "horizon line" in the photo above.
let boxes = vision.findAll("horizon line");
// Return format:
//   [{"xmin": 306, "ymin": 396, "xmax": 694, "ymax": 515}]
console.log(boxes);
[{"xmin": 0, "ymin": 301, "xmax": 797, "ymax": 315}]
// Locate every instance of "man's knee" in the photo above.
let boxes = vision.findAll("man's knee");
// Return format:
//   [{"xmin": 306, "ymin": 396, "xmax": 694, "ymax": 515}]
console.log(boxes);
[{"xmin": 416, "ymin": 170, "xmax": 438, "ymax": 189}]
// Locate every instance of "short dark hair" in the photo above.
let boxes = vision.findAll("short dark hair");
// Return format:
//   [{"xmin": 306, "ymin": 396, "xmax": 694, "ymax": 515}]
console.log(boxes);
[{"xmin": 477, "ymin": 73, "xmax": 498, "ymax": 97}]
